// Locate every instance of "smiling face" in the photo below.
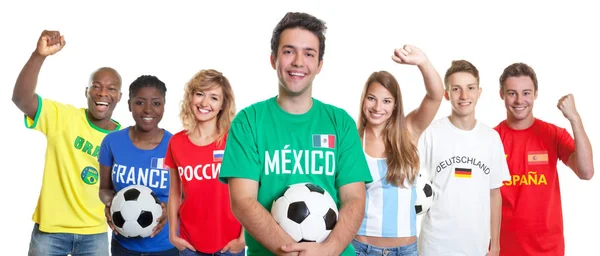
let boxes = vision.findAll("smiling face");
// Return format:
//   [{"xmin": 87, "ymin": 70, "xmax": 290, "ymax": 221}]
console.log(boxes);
[
  {"xmin": 270, "ymin": 27, "xmax": 323, "ymax": 97},
  {"xmin": 190, "ymin": 85, "xmax": 223, "ymax": 124},
  {"xmin": 86, "ymin": 68, "xmax": 122, "ymax": 121},
  {"xmin": 362, "ymin": 82, "xmax": 395, "ymax": 128},
  {"xmin": 128, "ymin": 86, "xmax": 165, "ymax": 132},
  {"xmin": 501, "ymin": 76, "xmax": 537, "ymax": 122},
  {"xmin": 445, "ymin": 71, "xmax": 481, "ymax": 118}
]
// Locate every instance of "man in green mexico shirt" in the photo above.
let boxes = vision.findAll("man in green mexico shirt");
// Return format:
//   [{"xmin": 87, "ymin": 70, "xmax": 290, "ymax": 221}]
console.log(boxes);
[{"xmin": 218, "ymin": 12, "xmax": 373, "ymax": 256}]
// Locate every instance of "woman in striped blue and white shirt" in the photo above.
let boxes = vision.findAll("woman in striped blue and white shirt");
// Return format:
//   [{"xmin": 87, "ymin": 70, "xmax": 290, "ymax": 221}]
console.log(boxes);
[{"xmin": 353, "ymin": 45, "xmax": 444, "ymax": 256}]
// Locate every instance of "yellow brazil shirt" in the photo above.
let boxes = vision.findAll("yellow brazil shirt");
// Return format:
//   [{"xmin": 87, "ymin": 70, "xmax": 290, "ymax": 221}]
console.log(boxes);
[{"xmin": 25, "ymin": 95, "xmax": 120, "ymax": 234}]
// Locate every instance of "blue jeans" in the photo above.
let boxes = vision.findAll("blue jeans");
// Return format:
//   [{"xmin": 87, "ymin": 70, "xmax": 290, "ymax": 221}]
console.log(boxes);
[
  {"xmin": 179, "ymin": 248, "xmax": 245, "ymax": 256},
  {"xmin": 352, "ymin": 238, "xmax": 418, "ymax": 256},
  {"xmin": 28, "ymin": 223, "xmax": 109, "ymax": 256},
  {"xmin": 111, "ymin": 238, "xmax": 179, "ymax": 256}
]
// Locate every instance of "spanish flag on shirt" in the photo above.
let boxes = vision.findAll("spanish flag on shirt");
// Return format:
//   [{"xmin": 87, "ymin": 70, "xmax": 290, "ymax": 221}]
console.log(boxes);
[{"xmin": 528, "ymin": 151, "xmax": 549, "ymax": 165}]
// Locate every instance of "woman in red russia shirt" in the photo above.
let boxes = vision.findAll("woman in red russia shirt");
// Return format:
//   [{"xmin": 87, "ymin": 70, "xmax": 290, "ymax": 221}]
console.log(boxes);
[{"xmin": 165, "ymin": 69, "xmax": 245, "ymax": 256}]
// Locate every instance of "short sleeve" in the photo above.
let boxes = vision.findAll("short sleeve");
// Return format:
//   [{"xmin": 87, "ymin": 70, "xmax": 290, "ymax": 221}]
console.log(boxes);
[
  {"xmin": 417, "ymin": 128, "xmax": 435, "ymax": 181},
  {"xmin": 24, "ymin": 95, "xmax": 67, "ymax": 137},
  {"xmin": 98, "ymin": 135, "xmax": 114, "ymax": 167},
  {"xmin": 219, "ymin": 111, "xmax": 261, "ymax": 184},
  {"xmin": 164, "ymin": 135, "xmax": 177, "ymax": 170},
  {"xmin": 490, "ymin": 132, "xmax": 511, "ymax": 189},
  {"xmin": 555, "ymin": 127, "xmax": 575, "ymax": 165},
  {"xmin": 333, "ymin": 111, "xmax": 372, "ymax": 188}
]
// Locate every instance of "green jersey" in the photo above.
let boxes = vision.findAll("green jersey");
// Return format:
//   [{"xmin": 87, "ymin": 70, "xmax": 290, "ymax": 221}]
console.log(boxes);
[{"xmin": 219, "ymin": 96, "xmax": 372, "ymax": 256}]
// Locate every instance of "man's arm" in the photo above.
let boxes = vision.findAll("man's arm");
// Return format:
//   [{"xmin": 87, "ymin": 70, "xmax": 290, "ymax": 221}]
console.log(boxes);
[
  {"xmin": 281, "ymin": 182, "xmax": 366, "ymax": 256},
  {"xmin": 321, "ymin": 182, "xmax": 366, "ymax": 255},
  {"xmin": 13, "ymin": 30, "xmax": 65, "ymax": 119},
  {"xmin": 557, "ymin": 94, "xmax": 594, "ymax": 180},
  {"xmin": 489, "ymin": 188, "xmax": 502, "ymax": 255},
  {"xmin": 228, "ymin": 178, "xmax": 297, "ymax": 256},
  {"xmin": 566, "ymin": 115, "xmax": 594, "ymax": 180}
]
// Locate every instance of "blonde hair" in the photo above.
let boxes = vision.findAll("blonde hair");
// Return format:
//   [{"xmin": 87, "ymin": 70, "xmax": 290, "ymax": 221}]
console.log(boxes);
[
  {"xmin": 357, "ymin": 71, "xmax": 420, "ymax": 187},
  {"xmin": 180, "ymin": 69, "xmax": 236, "ymax": 146},
  {"xmin": 444, "ymin": 60, "xmax": 480, "ymax": 91}
]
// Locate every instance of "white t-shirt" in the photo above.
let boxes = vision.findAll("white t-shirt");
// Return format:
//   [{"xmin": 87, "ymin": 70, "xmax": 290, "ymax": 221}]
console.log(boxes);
[{"xmin": 417, "ymin": 117, "xmax": 510, "ymax": 256}]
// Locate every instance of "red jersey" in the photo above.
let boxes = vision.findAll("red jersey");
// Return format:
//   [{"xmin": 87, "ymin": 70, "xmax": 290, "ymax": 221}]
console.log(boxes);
[
  {"xmin": 494, "ymin": 119, "xmax": 575, "ymax": 256},
  {"xmin": 164, "ymin": 131, "xmax": 241, "ymax": 253}
]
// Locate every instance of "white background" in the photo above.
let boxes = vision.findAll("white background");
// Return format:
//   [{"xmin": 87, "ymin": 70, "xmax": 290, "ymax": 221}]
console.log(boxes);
[{"xmin": 1, "ymin": 0, "xmax": 597, "ymax": 255}]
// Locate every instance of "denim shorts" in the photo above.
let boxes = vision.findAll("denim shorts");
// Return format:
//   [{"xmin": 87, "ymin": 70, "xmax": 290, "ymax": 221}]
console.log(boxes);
[
  {"xmin": 352, "ymin": 238, "xmax": 418, "ymax": 256},
  {"xmin": 28, "ymin": 223, "xmax": 109, "ymax": 256}
]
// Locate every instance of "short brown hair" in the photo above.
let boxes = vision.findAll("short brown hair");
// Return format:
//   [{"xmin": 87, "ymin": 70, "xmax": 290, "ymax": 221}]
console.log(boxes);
[
  {"xmin": 444, "ymin": 60, "xmax": 479, "ymax": 90},
  {"xmin": 271, "ymin": 12, "xmax": 327, "ymax": 62},
  {"xmin": 499, "ymin": 62, "xmax": 538, "ymax": 92}
]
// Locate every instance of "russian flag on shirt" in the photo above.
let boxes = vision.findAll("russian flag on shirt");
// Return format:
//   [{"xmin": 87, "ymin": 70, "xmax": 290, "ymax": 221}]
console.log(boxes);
[
  {"xmin": 151, "ymin": 157, "xmax": 168, "ymax": 170},
  {"xmin": 213, "ymin": 150, "xmax": 224, "ymax": 162},
  {"xmin": 312, "ymin": 134, "xmax": 336, "ymax": 149}
]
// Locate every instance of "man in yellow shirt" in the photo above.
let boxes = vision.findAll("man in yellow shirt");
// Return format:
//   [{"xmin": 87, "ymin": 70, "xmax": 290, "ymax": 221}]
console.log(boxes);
[{"xmin": 12, "ymin": 30, "xmax": 122, "ymax": 256}]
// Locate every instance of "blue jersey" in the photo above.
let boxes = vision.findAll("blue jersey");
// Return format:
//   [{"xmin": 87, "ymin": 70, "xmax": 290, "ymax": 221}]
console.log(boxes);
[{"xmin": 98, "ymin": 127, "xmax": 174, "ymax": 252}]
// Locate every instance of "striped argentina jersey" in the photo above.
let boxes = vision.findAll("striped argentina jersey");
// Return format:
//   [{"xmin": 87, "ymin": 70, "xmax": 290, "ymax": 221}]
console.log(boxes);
[{"xmin": 357, "ymin": 153, "xmax": 417, "ymax": 237}]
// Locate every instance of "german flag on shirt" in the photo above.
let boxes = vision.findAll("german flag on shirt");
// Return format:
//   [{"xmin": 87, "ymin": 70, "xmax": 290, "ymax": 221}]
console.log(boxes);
[
  {"xmin": 455, "ymin": 168, "xmax": 472, "ymax": 178},
  {"xmin": 528, "ymin": 151, "xmax": 549, "ymax": 165}
]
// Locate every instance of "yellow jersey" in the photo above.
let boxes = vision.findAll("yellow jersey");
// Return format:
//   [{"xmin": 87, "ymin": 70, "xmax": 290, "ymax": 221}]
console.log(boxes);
[{"xmin": 25, "ymin": 95, "xmax": 120, "ymax": 234}]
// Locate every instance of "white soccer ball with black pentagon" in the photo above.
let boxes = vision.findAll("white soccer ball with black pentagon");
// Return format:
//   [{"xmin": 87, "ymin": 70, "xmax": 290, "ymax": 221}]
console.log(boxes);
[
  {"xmin": 271, "ymin": 183, "xmax": 338, "ymax": 243},
  {"xmin": 110, "ymin": 185, "xmax": 162, "ymax": 238},
  {"xmin": 414, "ymin": 172, "xmax": 434, "ymax": 215}
]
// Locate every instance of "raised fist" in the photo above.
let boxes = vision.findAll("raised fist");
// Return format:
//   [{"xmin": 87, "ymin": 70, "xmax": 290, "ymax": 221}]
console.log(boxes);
[
  {"xmin": 36, "ymin": 30, "xmax": 66, "ymax": 56},
  {"xmin": 557, "ymin": 93, "xmax": 579, "ymax": 121}
]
